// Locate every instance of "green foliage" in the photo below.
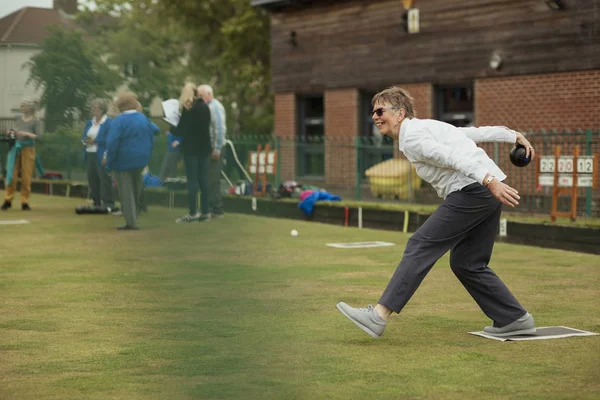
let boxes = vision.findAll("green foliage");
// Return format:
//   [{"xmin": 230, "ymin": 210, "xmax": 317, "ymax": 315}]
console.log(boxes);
[
  {"xmin": 26, "ymin": 27, "xmax": 120, "ymax": 133},
  {"xmin": 36, "ymin": 123, "xmax": 86, "ymax": 173},
  {"xmin": 84, "ymin": 0, "xmax": 273, "ymax": 134},
  {"xmin": 78, "ymin": 1, "xmax": 194, "ymax": 113}
]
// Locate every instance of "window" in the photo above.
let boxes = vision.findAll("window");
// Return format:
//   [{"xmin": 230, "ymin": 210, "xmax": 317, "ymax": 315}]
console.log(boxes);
[
  {"xmin": 435, "ymin": 85, "xmax": 474, "ymax": 127},
  {"xmin": 297, "ymin": 95, "xmax": 324, "ymax": 177}
]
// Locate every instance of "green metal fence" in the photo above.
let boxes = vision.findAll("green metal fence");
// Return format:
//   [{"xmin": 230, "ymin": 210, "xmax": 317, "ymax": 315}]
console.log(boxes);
[{"xmin": 2, "ymin": 125, "xmax": 599, "ymax": 217}]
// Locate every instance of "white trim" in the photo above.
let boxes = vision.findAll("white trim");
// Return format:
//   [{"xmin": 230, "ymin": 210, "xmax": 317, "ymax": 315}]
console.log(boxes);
[
  {"xmin": 0, "ymin": 219, "xmax": 30, "ymax": 225},
  {"xmin": 327, "ymin": 241, "xmax": 396, "ymax": 249},
  {"xmin": 468, "ymin": 326, "xmax": 599, "ymax": 342}
]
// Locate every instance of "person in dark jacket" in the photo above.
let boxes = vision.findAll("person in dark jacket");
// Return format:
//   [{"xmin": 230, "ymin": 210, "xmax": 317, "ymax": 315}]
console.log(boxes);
[
  {"xmin": 174, "ymin": 83, "xmax": 212, "ymax": 223},
  {"xmin": 105, "ymin": 92, "xmax": 158, "ymax": 230},
  {"xmin": 81, "ymin": 98, "xmax": 115, "ymax": 209}
]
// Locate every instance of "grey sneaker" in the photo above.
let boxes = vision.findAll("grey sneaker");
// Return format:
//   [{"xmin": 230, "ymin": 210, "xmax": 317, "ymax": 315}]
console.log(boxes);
[
  {"xmin": 336, "ymin": 302, "xmax": 386, "ymax": 339},
  {"xmin": 483, "ymin": 313, "xmax": 536, "ymax": 337}
]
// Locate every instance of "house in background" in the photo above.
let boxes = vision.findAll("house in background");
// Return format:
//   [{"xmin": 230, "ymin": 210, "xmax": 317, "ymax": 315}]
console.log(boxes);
[
  {"xmin": 0, "ymin": 0, "xmax": 164, "ymax": 124},
  {"xmin": 0, "ymin": 0, "xmax": 80, "ymax": 119},
  {"xmin": 253, "ymin": 0, "xmax": 600, "ymax": 189}
]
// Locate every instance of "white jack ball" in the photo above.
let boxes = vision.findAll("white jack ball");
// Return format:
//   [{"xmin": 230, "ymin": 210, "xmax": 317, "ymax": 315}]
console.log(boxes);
[{"xmin": 290, "ymin": 229, "xmax": 298, "ymax": 237}]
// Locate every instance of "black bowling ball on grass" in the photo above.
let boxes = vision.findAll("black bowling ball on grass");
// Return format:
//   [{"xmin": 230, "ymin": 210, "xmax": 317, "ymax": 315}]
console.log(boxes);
[{"xmin": 510, "ymin": 144, "xmax": 531, "ymax": 167}]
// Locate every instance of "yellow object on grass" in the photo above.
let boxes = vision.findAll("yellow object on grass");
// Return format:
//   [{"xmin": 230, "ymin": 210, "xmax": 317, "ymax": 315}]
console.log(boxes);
[{"xmin": 365, "ymin": 158, "xmax": 421, "ymax": 199}]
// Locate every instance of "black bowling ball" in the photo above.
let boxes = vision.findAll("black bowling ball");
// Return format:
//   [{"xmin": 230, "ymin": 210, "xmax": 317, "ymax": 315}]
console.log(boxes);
[{"xmin": 510, "ymin": 144, "xmax": 531, "ymax": 167}]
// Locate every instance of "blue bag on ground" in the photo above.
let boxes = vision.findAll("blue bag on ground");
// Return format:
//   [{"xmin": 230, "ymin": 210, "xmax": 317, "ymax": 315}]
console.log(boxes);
[
  {"xmin": 143, "ymin": 172, "xmax": 163, "ymax": 187},
  {"xmin": 298, "ymin": 190, "xmax": 341, "ymax": 216}
]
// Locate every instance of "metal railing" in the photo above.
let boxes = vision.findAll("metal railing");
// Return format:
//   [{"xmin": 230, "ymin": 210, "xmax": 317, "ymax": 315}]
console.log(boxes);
[{"xmin": 1, "ymin": 126, "xmax": 598, "ymax": 217}]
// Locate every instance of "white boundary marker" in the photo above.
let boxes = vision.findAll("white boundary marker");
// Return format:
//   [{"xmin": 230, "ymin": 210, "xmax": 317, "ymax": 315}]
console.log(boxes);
[
  {"xmin": 169, "ymin": 191, "xmax": 175, "ymax": 209},
  {"xmin": 499, "ymin": 218, "xmax": 507, "ymax": 237},
  {"xmin": 0, "ymin": 219, "xmax": 30, "ymax": 225},
  {"xmin": 326, "ymin": 241, "xmax": 395, "ymax": 249},
  {"xmin": 468, "ymin": 326, "xmax": 599, "ymax": 342},
  {"xmin": 358, "ymin": 207, "xmax": 363, "ymax": 229}
]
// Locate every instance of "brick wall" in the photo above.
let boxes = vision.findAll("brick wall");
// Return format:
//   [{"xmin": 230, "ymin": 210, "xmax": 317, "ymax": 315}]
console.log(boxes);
[
  {"xmin": 401, "ymin": 83, "xmax": 433, "ymax": 120},
  {"xmin": 324, "ymin": 89, "xmax": 359, "ymax": 186},
  {"xmin": 274, "ymin": 93, "xmax": 296, "ymax": 181},
  {"xmin": 476, "ymin": 70, "xmax": 600, "ymax": 131},
  {"xmin": 392, "ymin": 83, "xmax": 433, "ymax": 158}
]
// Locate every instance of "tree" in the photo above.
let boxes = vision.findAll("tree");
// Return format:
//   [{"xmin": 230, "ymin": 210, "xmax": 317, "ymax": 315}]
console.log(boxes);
[
  {"xmin": 159, "ymin": 0, "xmax": 273, "ymax": 135},
  {"xmin": 26, "ymin": 27, "xmax": 120, "ymax": 132},
  {"xmin": 84, "ymin": 0, "xmax": 273, "ymax": 135},
  {"xmin": 78, "ymin": 0, "xmax": 194, "ymax": 113}
]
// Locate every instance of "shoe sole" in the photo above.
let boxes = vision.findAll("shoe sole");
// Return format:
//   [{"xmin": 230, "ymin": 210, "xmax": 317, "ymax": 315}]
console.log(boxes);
[
  {"xmin": 484, "ymin": 327, "xmax": 537, "ymax": 337},
  {"xmin": 336, "ymin": 303, "xmax": 381, "ymax": 339}
]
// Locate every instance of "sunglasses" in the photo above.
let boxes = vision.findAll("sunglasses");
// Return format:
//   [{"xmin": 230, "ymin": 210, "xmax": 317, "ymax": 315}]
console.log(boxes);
[{"xmin": 372, "ymin": 107, "xmax": 394, "ymax": 117}]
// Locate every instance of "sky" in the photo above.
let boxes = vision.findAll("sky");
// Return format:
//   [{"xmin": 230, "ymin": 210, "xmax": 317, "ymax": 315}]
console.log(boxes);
[{"xmin": 0, "ymin": 0, "xmax": 54, "ymax": 18}]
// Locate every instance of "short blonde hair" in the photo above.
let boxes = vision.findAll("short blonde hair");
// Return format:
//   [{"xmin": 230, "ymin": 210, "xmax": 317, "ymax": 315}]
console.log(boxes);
[
  {"xmin": 115, "ymin": 92, "xmax": 139, "ymax": 113},
  {"xmin": 372, "ymin": 86, "xmax": 416, "ymax": 118},
  {"xmin": 179, "ymin": 82, "xmax": 196, "ymax": 111}
]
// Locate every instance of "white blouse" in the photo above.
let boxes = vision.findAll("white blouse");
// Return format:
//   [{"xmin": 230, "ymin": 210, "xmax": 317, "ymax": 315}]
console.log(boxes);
[
  {"xmin": 85, "ymin": 114, "xmax": 107, "ymax": 153},
  {"xmin": 399, "ymin": 118, "xmax": 517, "ymax": 199}
]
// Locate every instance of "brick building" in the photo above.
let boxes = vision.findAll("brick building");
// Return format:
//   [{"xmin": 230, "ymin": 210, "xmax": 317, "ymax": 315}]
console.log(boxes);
[{"xmin": 253, "ymin": 0, "xmax": 600, "ymax": 189}]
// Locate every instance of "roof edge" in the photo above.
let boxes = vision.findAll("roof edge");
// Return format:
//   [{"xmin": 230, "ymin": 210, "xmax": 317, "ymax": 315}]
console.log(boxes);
[
  {"xmin": 1, "ymin": 8, "xmax": 28, "ymax": 42},
  {"xmin": 0, "ymin": 42, "xmax": 41, "ymax": 48},
  {"xmin": 251, "ymin": 0, "xmax": 313, "ymax": 12}
]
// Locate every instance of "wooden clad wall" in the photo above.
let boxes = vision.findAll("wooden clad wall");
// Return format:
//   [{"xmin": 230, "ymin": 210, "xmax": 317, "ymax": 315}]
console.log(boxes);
[{"xmin": 269, "ymin": 0, "xmax": 600, "ymax": 93}]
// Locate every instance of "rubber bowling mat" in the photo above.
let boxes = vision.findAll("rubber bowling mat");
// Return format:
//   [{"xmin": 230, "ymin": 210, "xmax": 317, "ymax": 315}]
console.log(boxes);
[{"xmin": 469, "ymin": 327, "xmax": 598, "ymax": 342}]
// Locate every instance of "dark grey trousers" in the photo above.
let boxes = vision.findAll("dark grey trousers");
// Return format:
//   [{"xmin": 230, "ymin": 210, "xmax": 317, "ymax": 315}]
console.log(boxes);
[
  {"xmin": 86, "ymin": 154, "xmax": 102, "ymax": 206},
  {"xmin": 379, "ymin": 183, "xmax": 527, "ymax": 326},
  {"xmin": 86, "ymin": 154, "xmax": 114, "ymax": 208},
  {"xmin": 208, "ymin": 151, "xmax": 224, "ymax": 214},
  {"xmin": 99, "ymin": 166, "xmax": 115, "ymax": 208},
  {"xmin": 114, "ymin": 168, "xmax": 143, "ymax": 228},
  {"xmin": 159, "ymin": 151, "xmax": 180, "ymax": 182}
]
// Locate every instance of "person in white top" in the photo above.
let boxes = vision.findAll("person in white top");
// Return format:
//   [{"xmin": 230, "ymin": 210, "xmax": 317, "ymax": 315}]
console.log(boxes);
[
  {"xmin": 197, "ymin": 84, "xmax": 227, "ymax": 218},
  {"xmin": 337, "ymin": 86, "xmax": 537, "ymax": 339},
  {"xmin": 81, "ymin": 98, "xmax": 114, "ymax": 208}
]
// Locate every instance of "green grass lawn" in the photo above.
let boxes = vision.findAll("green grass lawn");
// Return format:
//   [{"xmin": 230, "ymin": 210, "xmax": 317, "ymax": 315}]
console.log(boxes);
[{"xmin": 1, "ymin": 192, "xmax": 599, "ymax": 400}]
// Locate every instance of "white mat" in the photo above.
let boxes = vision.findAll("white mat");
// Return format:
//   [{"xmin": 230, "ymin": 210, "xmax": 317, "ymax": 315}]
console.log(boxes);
[
  {"xmin": 469, "ymin": 326, "xmax": 599, "ymax": 341},
  {"xmin": 0, "ymin": 219, "xmax": 30, "ymax": 225},
  {"xmin": 326, "ymin": 241, "xmax": 395, "ymax": 249}
]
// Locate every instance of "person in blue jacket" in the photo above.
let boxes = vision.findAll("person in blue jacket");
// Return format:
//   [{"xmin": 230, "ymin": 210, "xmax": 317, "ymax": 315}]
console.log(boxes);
[
  {"xmin": 81, "ymin": 98, "xmax": 115, "ymax": 209},
  {"xmin": 105, "ymin": 92, "xmax": 158, "ymax": 230}
]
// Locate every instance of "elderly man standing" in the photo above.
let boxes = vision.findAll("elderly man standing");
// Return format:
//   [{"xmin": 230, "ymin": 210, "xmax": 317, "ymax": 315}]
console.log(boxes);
[{"xmin": 197, "ymin": 84, "xmax": 227, "ymax": 218}]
